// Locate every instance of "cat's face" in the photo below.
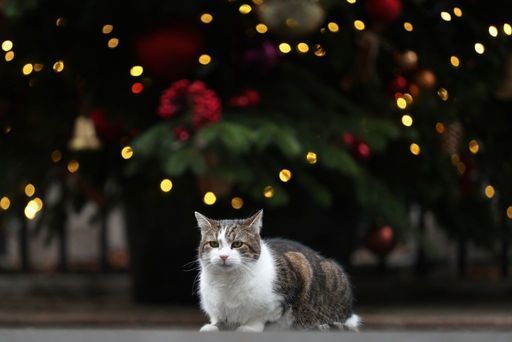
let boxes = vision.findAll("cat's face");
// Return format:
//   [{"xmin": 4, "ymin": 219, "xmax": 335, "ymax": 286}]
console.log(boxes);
[{"xmin": 195, "ymin": 210, "xmax": 263, "ymax": 272}]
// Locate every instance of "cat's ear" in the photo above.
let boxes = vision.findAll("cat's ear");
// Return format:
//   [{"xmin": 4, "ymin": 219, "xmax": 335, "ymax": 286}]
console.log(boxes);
[
  {"xmin": 244, "ymin": 209, "xmax": 263, "ymax": 234},
  {"xmin": 195, "ymin": 211, "xmax": 214, "ymax": 231}
]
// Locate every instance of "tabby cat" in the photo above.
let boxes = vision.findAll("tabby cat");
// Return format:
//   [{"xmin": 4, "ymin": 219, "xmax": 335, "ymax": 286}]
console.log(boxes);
[{"xmin": 195, "ymin": 210, "xmax": 360, "ymax": 332}]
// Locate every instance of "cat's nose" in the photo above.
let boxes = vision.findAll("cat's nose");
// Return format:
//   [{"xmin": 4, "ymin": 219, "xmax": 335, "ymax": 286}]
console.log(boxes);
[{"xmin": 220, "ymin": 255, "xmax": 229, "ymax": 262}]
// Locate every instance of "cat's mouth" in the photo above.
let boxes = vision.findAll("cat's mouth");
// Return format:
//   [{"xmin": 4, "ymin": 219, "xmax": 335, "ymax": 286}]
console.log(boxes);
[{"xmin": 215, "ymin": 262, "xmax": 236, "ymax": 270}]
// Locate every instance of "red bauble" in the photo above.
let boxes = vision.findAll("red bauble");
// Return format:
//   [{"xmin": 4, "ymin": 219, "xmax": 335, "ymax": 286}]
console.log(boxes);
[
  {"xmin": 90, "ymin": 109, "xmax": 123, "ymax": 143},
  {"xmin": 343, "ymin": 133, "xmax": 371, "ymax": 160},
  {"xmin": 174, "ymin": 125, "xmax": 190, "ymax": 141},
  {"xmin": 343, "ymin": 132, "xmax": 355, "ymax": 146},
  {"xmin": 364, "ymin": 224, "xmax": 395, "ymax": 257},
  {"xmin": 228, "ymin": 89, "xmax": 261, "ymax": 108},
  {"xmin": 365, "ymin": 0, "xmax": 403, "ymax": 23},
  {"xmin": 388, "ymin": 75, "xmax": 408, "ymax": 95},
  {"xmin": 357, "ymin": 142, "xmax": 371, "ymax": 159},
  {"xmin": 135, "ymin": 25, "xmax": 203, "ymax": 80}
]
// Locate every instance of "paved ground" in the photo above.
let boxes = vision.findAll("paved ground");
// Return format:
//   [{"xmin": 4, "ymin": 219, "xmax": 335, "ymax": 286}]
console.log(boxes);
[
  {"xmin": 1, "ymin": 274, "xmax": 512, "ymax": 331},
  {"xmin": 3, "ymin": 303, "xmax": 512, "ymax": 330},
  {"xmin": 2, "ymin": 329, "xmax": 512, "ymax": 342}
]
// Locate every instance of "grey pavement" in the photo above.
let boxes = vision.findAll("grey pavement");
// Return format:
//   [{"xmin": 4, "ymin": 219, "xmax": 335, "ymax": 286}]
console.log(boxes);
[{"xmin": 1, "ymin": 329, "xmax": 512, "ymax": 342}]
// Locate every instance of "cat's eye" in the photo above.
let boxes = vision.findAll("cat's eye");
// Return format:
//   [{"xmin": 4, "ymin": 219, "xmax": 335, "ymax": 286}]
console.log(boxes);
[
  {"xmin": 231, "ymin": 241, "xmax": 243, "ymax": 248},
  {"xmin": 209, "ymin": 241, "xmax": 219, "ymax": 248}
]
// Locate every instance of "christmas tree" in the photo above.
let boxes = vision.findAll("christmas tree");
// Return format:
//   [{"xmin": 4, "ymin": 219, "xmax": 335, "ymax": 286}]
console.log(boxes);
[{"xmin": 0, "ymin": 0, "xmax": 511, "ymax": 280}]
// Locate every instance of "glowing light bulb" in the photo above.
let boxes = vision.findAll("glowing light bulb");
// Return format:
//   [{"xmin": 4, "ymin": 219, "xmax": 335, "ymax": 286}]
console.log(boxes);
[
  {"xmin": 440, "ymin": 12, "xmax": 452, "ymax": 21},
  {"xmin": 22, "ymin": 64, "xmax": 33, "ymax": 75},
  {"xmin": 484, "ymin": 185, "xmax": 495, "ymax": 199},
  {"xmin": 437, "ymin": 88, "xmax": 449, "ymax": 101},
  {"xmin": 239, "ymin": 4, "xmax": 252, "ymax": 14},
  {"xmin": 297, "ymin": 42, "xmax": 309, "ymax": 53},
  {"xmin": 263, "ymin": 186, "xmax": 274, "ymax": 198},
  {"xmin": 353, "ymin": 20, "xmax": 365, "ymax": 31},
  {"xmin": 203, "ymin": 192, "xmax": 217, "ymax": 205},
  {"xmin": 108, "ymin": 38, "xmax": 119, "ymax": 48},
  {"xmin": 474, "ymin": 43, "xmax": 485, "ymax": 55},
  {"xmin": 160, "ymin": 179, "xmax": 173, "ymax": 192},
  {"xmin": 25, "ymin": 183, "xmax": 35, "ymax": 197},
  {"xmin": 278, "ymin": 43, "xmax": 291, "ymax": 54},
  {"xmin": 130, "ymin": 65, "xmax": 143, "ymax": 77},
  {"xmin": 489, "ymin": 25, "xmax": 498, "ymax": 37},
  {"xmin": 504, "ymin": 23, "xmax": 512, "ymax": 36},
  {"xmin": 450, "ymin": 56, "xmax": 460, "ymax": 68},
  {"xmin": 327, "ymin": 22, "xmax": 339, "ymax": 33},
  {"xmin": 53, "ymin": 60, "xmax": 64, "ymax": 72},
  {"xmin": 5, "ymin": 51, "xmax": 14, "ymax": 62},
  {"xmin": 396, "ymin": 97, "xmax": 407, "ymax": 109},
  {"xmin": 410, "ymin": 143, "xmax": 421, "ymax": 156},
  {"xmin": 67, "ymin": 160, "xmax": 79, "ymax": 173},
  {"xmin": 403, "ymin": 93, "xmax": 413, "ymax": 104},
  {"xmin": 256, "ymin": 23, "xmax": 268, "ymax": 33},
  {"xmin": 24, "ymin": 200, "xmax": 39, "ymax": 220},
  {"xmin": 200, "ymin": 13, "xmax": 213, "ymax": 24},
  {"xmin": 435, "ymin": 122, "xmax": 445, "ymax": 134},
  {"xmin": 33, "ymin": 197, "xmax": 43, "ymax": 211},
  {"xmin": 231, "ymin": 197, "xmax": 244, "ymax": 209},
  {"xmin": 1, "ymin": 40, "xmax": 13, "ymax": 52},
  {"xmin": 467, "ymin": 140, "xmax": 479, "ymax": 154},
  {"xmin": 102, "ymin": 24, "xmax": 114, "ymax": 34},
  {"xmin": 121, "ymin": 146, "xmax": 134, "ymax": 159},
  {"xmin": 279, "ymin": 169, "xmax": 292, "ymax": 182},
  {"xmin": 51, "ymin": 150, "xmax": 62, "ymax": 163},
  {"xmin": 306, "ymin": 152, "xmax": 317, "ymax": 164},
  {"xmin": 0, "ymin": 196, "xmax": 11, "ymax": 210},
  {"xmin": 401, "ymin": 114, "xmax": 413, "ymax": 127},
  {"xmin": 403, "ymin": 22, "xmax": 413, "ymax": 32},
  {"xmin": 199, "ymin": 54, "xmax": 212, "ymax": 65}
]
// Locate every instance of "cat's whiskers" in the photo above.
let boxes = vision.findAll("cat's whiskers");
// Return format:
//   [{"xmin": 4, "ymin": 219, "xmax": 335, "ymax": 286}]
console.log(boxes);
[{"xmin": 182, "ymin": 259, "xmax": 201, "ymax": 272}]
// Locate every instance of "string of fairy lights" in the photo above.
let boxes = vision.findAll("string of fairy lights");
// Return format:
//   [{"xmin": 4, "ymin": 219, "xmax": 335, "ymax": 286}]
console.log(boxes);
[{"xmin": 1, "ymin": 0, "xmax": 512, "ymax": 221}]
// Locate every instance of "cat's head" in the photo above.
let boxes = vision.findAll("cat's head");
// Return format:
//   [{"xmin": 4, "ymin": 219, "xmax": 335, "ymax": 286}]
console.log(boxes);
[{"xmin": 195, "ymin": 210, "xmax": 263, "ymax": 272}]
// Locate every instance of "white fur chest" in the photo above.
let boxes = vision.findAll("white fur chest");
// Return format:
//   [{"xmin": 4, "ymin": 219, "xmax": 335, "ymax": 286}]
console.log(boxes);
[{"xmin": 199, "ymin": 241, "xmax": 283, "ymax": 326}]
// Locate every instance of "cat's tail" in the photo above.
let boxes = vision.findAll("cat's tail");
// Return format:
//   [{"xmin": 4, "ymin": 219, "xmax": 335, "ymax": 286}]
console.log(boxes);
[{"xmin": 344, "ymin": 314, "xmax": 361, "ymax": 332}]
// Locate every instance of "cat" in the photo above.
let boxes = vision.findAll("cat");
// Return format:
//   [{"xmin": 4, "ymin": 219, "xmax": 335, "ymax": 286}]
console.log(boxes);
[{"xmin": 195, "ymin": 209, "xmax": 360, "ymax": 332}]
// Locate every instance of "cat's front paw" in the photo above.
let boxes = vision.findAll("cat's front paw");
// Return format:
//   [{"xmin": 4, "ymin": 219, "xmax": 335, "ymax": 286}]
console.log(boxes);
[
  {"xmin": 200, "ymin": 323, "xmax": 219, "ymax": 332},
  {"xmin": 236, "ymin": 322, "xmax": 265, "ymax": 333}
]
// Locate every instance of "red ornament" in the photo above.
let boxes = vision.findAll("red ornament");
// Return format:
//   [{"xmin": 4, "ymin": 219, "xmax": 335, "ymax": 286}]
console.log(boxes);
[
  {"xmin": 90, "ymin": 108, "xmax": 123, "ymax": 143},
  {"xmin": 343, "ymin": 133, "xmax": 371, "ymax": 160},
  {"xmin": 174, "ymin": 125, "xmax": 190, "ymax": 141},
  {"xmin": 228, "ymin": 89, "xmax": 261, "ymax": 108},
  {"xmin": 135, "ymin": 25, "xmax": 203, "ymax": 81},
  {"xmin": 342, "ymin": 132, "xmax": 356, "ymax": 146},
  {"xmin": 365, "ymin": 0, "xmax": 403, "ymax": 24},
  {"xmin": 158, "ymin": 79, "xmax": 222, "ymax": 138},
  {"xmin": 364, "ymin": 224, "xmax": 395, "ymax": 257},
  {"xmin": 357, "ymin": 142, "xmax": 371, "ymax": 159},
  {"xmin": 131, "ymin": 82, "xmax": 144, "ymax": 94},
  {"xmin": 388, "ymin": 75, "xmax": 408, "ymax": 95}
]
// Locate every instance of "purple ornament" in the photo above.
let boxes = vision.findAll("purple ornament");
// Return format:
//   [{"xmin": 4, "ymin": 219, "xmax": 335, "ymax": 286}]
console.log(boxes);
[{"xmin": 242, "ymin": 40, "xmax": 279, "ymax": 74}]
